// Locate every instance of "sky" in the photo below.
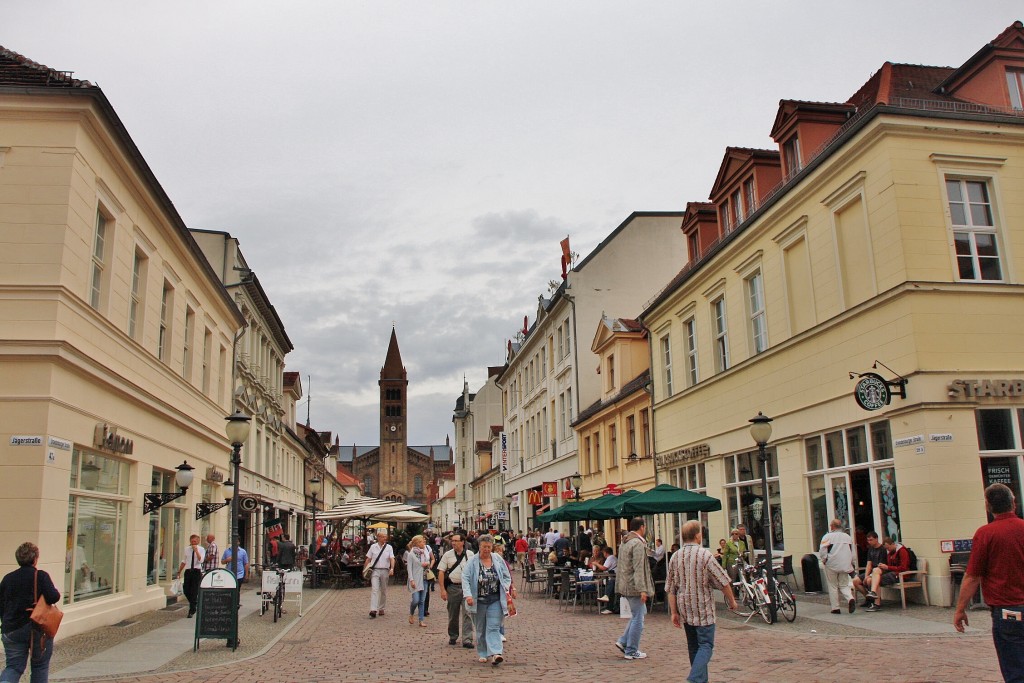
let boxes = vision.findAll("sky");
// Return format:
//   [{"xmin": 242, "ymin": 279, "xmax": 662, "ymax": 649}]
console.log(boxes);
[{"xmin": 5, "ymin": 3, "xmax": 1020, "ymax": 446}]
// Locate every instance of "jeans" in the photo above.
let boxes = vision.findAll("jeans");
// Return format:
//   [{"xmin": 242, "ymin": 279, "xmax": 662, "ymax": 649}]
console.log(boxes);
[
  {"xmin": 683, "ymin": 623, "xmax": 716, "ymax": 683},
  {"xmin": 617, "ymin": 595, "xmax": 646, "ymax": 656},
  {"xmin": 472, "ymin": 599, "xmax": 503, "ymax": 658},
  {"xmin": 992, "ymin": 605, "xmax": 1024, "ymax": 683},
  {"xmin": 409, "ymin": 589, "xmax": 426, "ymax": 622},
  {"xmin": 2, "ymin": 623, "xmax": 53, "ymax": 683},
  {"xmin": 445, "ymin": 584, "xmax": 474, "ymax": 643}
]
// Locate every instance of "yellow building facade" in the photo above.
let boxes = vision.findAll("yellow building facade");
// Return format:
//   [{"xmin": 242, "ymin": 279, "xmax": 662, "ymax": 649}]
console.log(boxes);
[
  {"xmin": 1, "ymin": 50, "xmax": 244, "ymax": 634},
  {"xmin": 642, "ymin": 27, "xmax": 1024, "ymax": 606}
]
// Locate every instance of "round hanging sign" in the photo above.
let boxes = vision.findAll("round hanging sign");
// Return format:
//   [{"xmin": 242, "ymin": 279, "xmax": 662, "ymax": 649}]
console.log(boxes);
[{"xmin": 854, "ymin": 373, "xmax": 891, "ymax": 411}]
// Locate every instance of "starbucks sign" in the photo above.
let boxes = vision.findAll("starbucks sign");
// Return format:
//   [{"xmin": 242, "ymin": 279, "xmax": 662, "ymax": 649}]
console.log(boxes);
[{"xmin": 854, "ymin": 373, "xmax": 891, "ymax": 411}]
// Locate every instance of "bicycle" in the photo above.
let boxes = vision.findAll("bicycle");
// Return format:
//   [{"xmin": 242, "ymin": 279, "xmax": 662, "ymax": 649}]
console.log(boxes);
[
  {"xmin": 260, "ymin": 566, "xmax": 286, "ymax": 622},
  {"xmin": 732, "ymin": 557, "xmax": 797, "ymax": 624}
]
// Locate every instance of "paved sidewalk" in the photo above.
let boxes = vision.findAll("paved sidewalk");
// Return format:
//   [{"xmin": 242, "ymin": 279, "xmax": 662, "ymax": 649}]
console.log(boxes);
[{"xmin": 46, "ymin": 581, "xmax": 1000, "ymax": 682}]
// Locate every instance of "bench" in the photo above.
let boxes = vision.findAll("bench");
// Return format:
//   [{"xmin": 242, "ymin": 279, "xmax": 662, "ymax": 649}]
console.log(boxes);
[{"xmin": 882, "ymin": 558, "xmax": 929, "ymax": 608}]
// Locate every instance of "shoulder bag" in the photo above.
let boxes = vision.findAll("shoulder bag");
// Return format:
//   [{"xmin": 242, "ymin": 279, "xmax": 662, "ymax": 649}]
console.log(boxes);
[
  {"xmin": 363, "ymin": 545, "xmax": 386, "ymax": 580},
  {"xmin": 30, "ymin": 570, "xmax": 63, "ymax": 639}
]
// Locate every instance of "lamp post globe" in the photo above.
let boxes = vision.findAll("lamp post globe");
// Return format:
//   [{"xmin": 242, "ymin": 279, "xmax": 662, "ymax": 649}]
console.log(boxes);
[
  {"xmin": 570, "ymin": 472, "xmax": 583, "ymax": 500},
  {"xmin": 174, "ymin": 460, "xmax": 195, "ymax": 491},
  {"xmin": 223, "ymin": 410, "xmax": 251, "ymax": 619},
  {"xmin": 748, "ymin": 411, "xmax": 777, "ymax": 624}
]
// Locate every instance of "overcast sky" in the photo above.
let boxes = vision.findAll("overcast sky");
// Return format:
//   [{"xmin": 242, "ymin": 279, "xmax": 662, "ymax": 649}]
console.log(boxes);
[{"xmin": 5, "ymin": 3, "xmax": 1019, "ymax": 446}]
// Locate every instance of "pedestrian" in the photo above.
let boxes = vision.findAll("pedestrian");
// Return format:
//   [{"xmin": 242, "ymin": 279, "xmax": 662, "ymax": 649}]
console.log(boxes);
[
  {"xmin": 177, "ymin": 534, "xmax": 205, "ymax": 617},
  {"xmin": 819, "ymin": 518, "xmax": 856, "ymax": 614},
  {"xmin": 406, "ymin": 535, "xmax": 429, "ymax": 627},
  {"xmin": 423, "ymin": 538, "xmax": 437, "ymax": 617},
  {"xmin": 613, "ymin": 517, "xmax": 656, "ymax": 661},
  {"xmin": 735, "ymin": 524, "xmax": 751, "ymax": 562},
  {"xmin": 1, "ymin": 541, "xmax": 61, "ymax": 683},
  {"xmin": 954, "ymin": 483, "xmax": 1024, "ymax": 682},
  {"xmin": 723, "ymin": 529, "xmax": 745, "ymax": 580},
  {"xmin": 201, "ymin": 534, "xmax": 219, "ymax": 572},
  {"xmin": 461, "ymin": 534, "xmax": 516, "ymax": 666},
  {"xmin": 666, "ymin": 520, "xmax": 738, "ymax": 683},
  {"xmin": 277, "ymin": 534, "xmax": 297, "ymax": 571},
  {"xmin": 438, "ymin": 533, "xmax": 475, "ymax": 648},
  {"xmin": 514, "ymin": 534, "xmax": 529, "ymax": 570},
  {"xmin": 363, "ymin": 531, "xmax": 395, "ymax": 618},
  {"xmin": 220, "ymin": 543, "xmax": 249, "ymax": 647}
]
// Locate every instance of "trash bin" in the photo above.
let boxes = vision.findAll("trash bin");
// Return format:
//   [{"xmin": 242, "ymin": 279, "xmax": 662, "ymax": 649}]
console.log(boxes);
[{"xmin": 801, "ymin": 554, "xmax": 822, "ymax": 593}]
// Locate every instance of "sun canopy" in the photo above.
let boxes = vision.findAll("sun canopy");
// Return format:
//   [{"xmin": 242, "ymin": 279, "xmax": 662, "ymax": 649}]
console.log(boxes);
[
  {"xmin": 316, "ymin": 496, "xmax": 420, "ymax": 521},
  {"xmin": 535, "ymin": 490, "xmax": 644, "ymax": 523},
  {"xmin": 615, "ymin": 484, "xmax": 722, "ymax": 515}
]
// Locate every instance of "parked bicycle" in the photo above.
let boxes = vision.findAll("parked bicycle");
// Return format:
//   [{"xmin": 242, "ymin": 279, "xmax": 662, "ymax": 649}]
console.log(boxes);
[
  {"xmin": 732, "ymin": 557, "xmax": 796, "ymax": 624},
  {"xmin": 260, "ymin": 565, "xmax": 287, "ymax": 622}
]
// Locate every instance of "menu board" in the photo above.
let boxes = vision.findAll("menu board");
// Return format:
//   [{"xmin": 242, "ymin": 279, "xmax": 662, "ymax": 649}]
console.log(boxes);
[{"xmin": 194, "ymin": 569, "xmax": 238, "ymax": 650}]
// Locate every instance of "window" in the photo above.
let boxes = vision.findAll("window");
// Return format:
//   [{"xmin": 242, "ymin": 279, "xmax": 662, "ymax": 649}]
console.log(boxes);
[
  {"xmin": 687, "ymin": 231, "xmax": 699, "ymax": 263},
  {"xmin": 566, "ymin": 388, "xmax": 572, "ymax": 423},
  {"xmin": 594, "ymin": 433, "xmax": 601, "ymax": 471},
  {"xmin": 667, "ymin": 463, "xmax": 709, "ymax": 547},
  {"xmin": 414, "ymin": 475, "xmax": 423, "ymax": 494},
  {"xmin": 661, "ymin": 335, "xmax": 673, "ymax": 398},
  {"xmin": 678, "ymin": 318, "xmax": 698, "ymax": 387},
  {"xmin": 1008, "ymin": 69, "xmax": 1024, "ymax": 110},
  {"xmin": 541, "ymin": 346, "xmax": 547, "ymax": 378},
  {"xmin": 201, "ymin": 329, "xmax": 212, "ymax": 394},
  {"xmin": 713, "ymin": 298, "xmax": 729, "ymax": 372},
  {"xmin": 182, "ymin": 307, "xmax": 195, "ymax": 381},
  {"xmin": 217, "ymin": 345, "xmax": 227, "ymax": 405},
  {"xmin": 783, "ymin": 135, "xmax": 802, "ymax": 176},
  {"xmin": 364, "ymin": 475, "xmax": 373, "ymax": 496},
  {"xmin": 724, "ymin": 448, "xmax": 784, "ymax": 551},
  {"xmin": 607, "ymin": 354, "xmax": 615, "ymax": 391},
  {"xmin": 746, "ymin": 271, "xmax": 767, "ymax": 354},
  {"xmin": 743, "ymin": 178, "xmax": 756, "ymax": 215},
  {"xmin": 67, "ymin": 450, "xmax": 129, "ymax": 602},
  {"xmin": 128, "ymin": 249, "xmax": 147, "ymax": 339},
  {"xmin": 559, "ymin": 393, "xmax": 567, "ymax": 439},
  {"xmin": 158, "ymin": 281, "xmax": 172, "ymax": 363},
  {"xmin": 732, "ymin": 189, "xmax": 744, "ymax": 226},
  {"xmin": 584, "ymin": 436, "xmax": 591, "ymax": 475},
  {"xmin": 627, "ymin": 415, "xmax": 636, "ymax": 457},
  {"xmin": 946, "ymin": 178, "xmax": 1002, "ymax": 281},
  {"xmin": 557, "ymin": 327, "xmax": 564, "ymax": 359},
  {"xmin": 563, "ymin": 320, "xmax": 572, "ymax": 358},
  {"xmin": 609, "ymin": 424, "xmax": 617, "ymax": 467},
  {"xmin": 640, "ymin": 409, "xmax": 650, "ymax": 456},
  {"xmin": 89, "ymin": 210, "xmax": 109, "ymax": 310},
  {"xmin": 720, "ymin": 203, "xmax": 732, "ymax": 233}
]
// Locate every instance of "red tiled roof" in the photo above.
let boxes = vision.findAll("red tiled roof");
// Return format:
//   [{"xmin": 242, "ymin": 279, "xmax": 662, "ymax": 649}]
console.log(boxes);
[
  {"xmin": 0, "ymin": 46, "xmax": 95, "ymax": 89},
  {"xmin": 846, "ymin": 62, "xmax": 956, "ymax": 109},
  {"xmin": 334, "ymin": 467, "xmax": 361, "ymax": 487},
  {"xmin": 476, "ymin": 440, "xmax": 492, "ymax": 451}
]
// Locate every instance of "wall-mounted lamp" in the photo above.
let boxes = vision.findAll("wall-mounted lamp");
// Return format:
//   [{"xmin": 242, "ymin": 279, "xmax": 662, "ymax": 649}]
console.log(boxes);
[
  {"xmin": 196, "ymin": 478, "xmax": 233, "ymax": 520},
  {"xmin": 143, "ymin": 460, "xmax": 194, "ymax": 514}
]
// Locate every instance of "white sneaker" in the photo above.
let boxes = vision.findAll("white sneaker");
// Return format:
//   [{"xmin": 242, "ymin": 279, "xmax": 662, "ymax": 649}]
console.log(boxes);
[
  {"xmin": 500, "ymin": 635, "xmax": 507, "ymax": 642},
  {"xmin": 600, "ymin": 609, "xmax": 613, "ymax": 615},
  {"xmin": 624, "ymin": 651, "xmax": 648, "ymax": 660},
  {"xmin": 596, "ymin": 595, "xmax": 610, "ymax": 602}
]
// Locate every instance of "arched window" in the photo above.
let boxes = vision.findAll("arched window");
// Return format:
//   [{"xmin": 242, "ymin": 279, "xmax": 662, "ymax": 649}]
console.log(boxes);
[
  {"xmin": 414, "ymin": 475, "xmax": 423, "ymax": 494},
  {"xmin": 364, "ymin": 475, "xmax": 372, "ymax": 496}
]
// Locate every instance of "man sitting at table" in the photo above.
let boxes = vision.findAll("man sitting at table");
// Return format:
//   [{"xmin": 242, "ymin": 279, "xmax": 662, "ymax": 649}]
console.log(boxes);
[{"xmin": 595, "ymin": 547, "xmax": 618, "ymax": 613}]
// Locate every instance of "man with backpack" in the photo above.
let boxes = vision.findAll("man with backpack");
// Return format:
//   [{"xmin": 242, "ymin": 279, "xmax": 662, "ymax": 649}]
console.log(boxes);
[
  {"xmin": 862, "ymin": 536, "xmax": 912, "ymax": 612},
  {"xmin": 437, "ymin": 533, "xmax": 476, "ymax": 648}
]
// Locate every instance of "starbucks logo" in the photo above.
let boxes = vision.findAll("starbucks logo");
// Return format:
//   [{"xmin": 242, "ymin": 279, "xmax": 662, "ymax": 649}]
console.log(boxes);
[{"xmin": 855, "ymin": 373, "xmax": 890, "ymax": 411}]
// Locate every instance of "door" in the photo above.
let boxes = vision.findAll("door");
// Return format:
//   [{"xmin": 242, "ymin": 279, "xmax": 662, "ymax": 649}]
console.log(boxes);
[{"xmin": 827, "ymin": 474, "xmax": 853, "ymax": 536}]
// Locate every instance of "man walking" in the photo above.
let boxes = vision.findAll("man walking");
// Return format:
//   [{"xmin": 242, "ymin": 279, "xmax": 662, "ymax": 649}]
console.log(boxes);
[
  {"xmin": 437, "ymin": 533, "xmax": 475, "ymax": 648},
  {"xmin": 819, "ymin": 518, "xmax": 857, "ymax": 614},
  {"xmin": 954, "ymin": 483, "xmax": 1024, "ymax": 682},
  {"xmin": 667, "ymin": 520, "xmax": 738, "ymax": 683},
  {"xmin": 277, "ymin": 534, "xmax": 297, "ymax": 570},
  {"xmin": 177, "ymin": 534, "xmax": 205, "ymax": 617},
  {"xmin": 363, "ymin": 530, "xmax": 395, "ymax": 618},
  {"xmin": 613, "ymin": 517, "xmax": 656, "ymax": 660},
  {"xmin": 202, "ymin": 534, "xmax": 219, "ymax": 573}
]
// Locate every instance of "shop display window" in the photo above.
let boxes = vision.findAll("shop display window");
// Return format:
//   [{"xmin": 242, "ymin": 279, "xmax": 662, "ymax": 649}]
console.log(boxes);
[
  {"xmin": 977, "ymin": 408, "xmax": 1024, "ymax": 518},
  {"xmin": 724, "ymin": 449, "xmax": 783, "ymax": 551}
]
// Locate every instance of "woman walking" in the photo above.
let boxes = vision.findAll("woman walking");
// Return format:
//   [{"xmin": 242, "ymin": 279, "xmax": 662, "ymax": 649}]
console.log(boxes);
[
  {"xmin": 461, "ymin": 535, "xmax": 516, "ymax": 666},
  {"xmin": 406, "ymin": 535, "xmax": 429, "ymax": 627},
  {"xmin": 1, "ymin": 542, "xmax": 61, "ymax": 682}
]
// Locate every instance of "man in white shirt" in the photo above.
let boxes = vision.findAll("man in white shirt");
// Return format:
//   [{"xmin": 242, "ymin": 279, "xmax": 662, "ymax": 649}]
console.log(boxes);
[
  {"xmin": 544, "ymin": 528, "xmax": 560, "ymax": 552},
  {"xmin": 177, "ymin": 534, "xmax": 205, "ymax": 617},
  {"xmin": 595, "ymin": 547, "xmax": 618, "ymax": 612},
  {"xmin": 819, "ymin": 518, "xmax": 857, "ymax": 614},
  {"xmin": 437, "ymin": 533, "xmax": 476, "ymax": 647},
  {"xmin": 363, "ymin": 531, "xmax": 395, "ymax": 618}
]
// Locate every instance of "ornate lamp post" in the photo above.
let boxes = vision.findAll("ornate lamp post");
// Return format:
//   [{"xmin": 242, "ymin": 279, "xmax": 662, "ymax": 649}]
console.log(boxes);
[
  {"xmin": 196, "ymin": 478, "xmax": 233, "ymax": 520},
  {"xmin": 224, "ymin": 411, "xmax": 251, "ymax": 588},
  {"xmin": 569, "ymin": 472, "xmax": 583, "ymax": 500},
  {"xmin": 309, "ymin": 476, "xmax": 322, "ymax": 588},
  {"xmin": 142, "ymin": 460, "xmax": 195, "ymax": 514},
  {"xmin": 749, "ymin": 411, "xmax": 777, "ymax": 624}
]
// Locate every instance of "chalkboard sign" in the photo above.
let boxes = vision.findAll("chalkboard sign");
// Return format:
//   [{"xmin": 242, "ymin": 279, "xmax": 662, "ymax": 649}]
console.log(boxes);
[{"xmin": 194, "ymin": 569, "xmax": 238, "ymax": 651}]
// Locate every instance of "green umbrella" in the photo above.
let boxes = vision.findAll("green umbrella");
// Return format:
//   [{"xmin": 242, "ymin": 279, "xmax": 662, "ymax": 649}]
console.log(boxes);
[
  {"xmin": 582, "ymin": 489, "xmax": 643, "ymax": 520},
  {"xmin": 618, "ymin": 483, "xmax": 722, "ymax": 516},
  {"xmin": 534, "ymin": 500, "xmax": 582, "ymax": 523}
]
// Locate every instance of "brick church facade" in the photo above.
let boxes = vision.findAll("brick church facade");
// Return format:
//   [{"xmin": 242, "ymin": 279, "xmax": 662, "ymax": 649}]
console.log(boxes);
[{"xmin": 345, "ymin": 328, "xmax": 452, "ymax": 507}]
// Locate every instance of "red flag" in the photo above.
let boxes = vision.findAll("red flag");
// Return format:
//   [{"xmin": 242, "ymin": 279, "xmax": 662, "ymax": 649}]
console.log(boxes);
[{"xmin": 560, "ymin": 236, "xmax": 571, "ymax": 261}]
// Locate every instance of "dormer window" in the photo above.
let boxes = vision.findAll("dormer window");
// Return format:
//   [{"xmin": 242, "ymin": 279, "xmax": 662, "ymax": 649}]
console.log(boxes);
[
  {"xmin": 731, "ymin": 189, "xmax": 744, "ymax": 225},
  {"xmin": 687, "ymin": 232, "xmax": 699, "ymax": 263},
  {"xmin": 720, "ymin": 203, "xmax": 732, "ymax": 233},
  {"xmin": 783, "ymin": 135, "xmax": 802, "ymax": 176},
  {"xmin": 1008, "ymin": 70, "xmax": 1024, "ymax": 110},
  {"xmin": 743, "ymin": 178, "xmax": 756, "ymax": 215}
]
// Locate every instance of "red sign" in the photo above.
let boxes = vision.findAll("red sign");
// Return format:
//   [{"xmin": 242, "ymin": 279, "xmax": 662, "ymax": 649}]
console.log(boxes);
[
  {"xmin": 561, "ymin": 490, "xmax": 576, "ymax": 500},
  {"xmin": 527, "ymin": 490, "xmax": 543, "ymax": 506},
  {"xmin": 541, "ymin": 481, "xmax": 558, "ymax": 497},
  {"xmin": 602, "ymin": 483, "xmax": 624, "ymax": 496}
]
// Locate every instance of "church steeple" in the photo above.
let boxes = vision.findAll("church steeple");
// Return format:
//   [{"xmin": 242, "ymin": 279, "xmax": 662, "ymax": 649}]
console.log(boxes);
[{"xmin": 381, "ymin": 326, "xmax": 406, "ymax": 380}]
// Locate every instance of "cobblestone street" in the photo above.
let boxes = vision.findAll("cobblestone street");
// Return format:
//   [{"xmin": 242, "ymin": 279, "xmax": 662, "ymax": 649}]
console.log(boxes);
[{"xmin": 57, "ymin": 584, "xmax": 1003, "ymax": 683}]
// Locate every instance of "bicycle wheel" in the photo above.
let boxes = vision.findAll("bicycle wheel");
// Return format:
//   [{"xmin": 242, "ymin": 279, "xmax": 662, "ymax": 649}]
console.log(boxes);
[
  {"xmin": 260, "ymin": 592, "xmax": 268, "ymax": 616},
  {"xmin": 752, "ymin": 585, "xmax": 772, "ymax": 624},
  {"xmin": 777, "ymin": 581, "xmax": 797, "ymax": 622},
  {"xmin": 273, "ymin": 589, "xmax": 282, "ymax": 622}
]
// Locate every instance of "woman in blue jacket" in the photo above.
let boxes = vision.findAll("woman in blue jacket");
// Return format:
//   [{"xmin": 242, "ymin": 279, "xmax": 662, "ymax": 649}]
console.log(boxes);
[{"xmin": 461, "ymin": 534, "xmax": 516, "ymax": 666}]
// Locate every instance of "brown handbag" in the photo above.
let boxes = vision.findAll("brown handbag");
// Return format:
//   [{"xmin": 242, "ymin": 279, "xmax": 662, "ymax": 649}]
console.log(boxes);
[{"xmin": 30, "ymin": 570, "xmax": 63, "ymax": 639}]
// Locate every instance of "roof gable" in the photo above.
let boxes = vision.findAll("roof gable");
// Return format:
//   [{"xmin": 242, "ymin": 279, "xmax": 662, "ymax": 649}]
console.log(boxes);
[{"xmin": 709, "ymin": 147, "xmax": 780, "ymax": 201}]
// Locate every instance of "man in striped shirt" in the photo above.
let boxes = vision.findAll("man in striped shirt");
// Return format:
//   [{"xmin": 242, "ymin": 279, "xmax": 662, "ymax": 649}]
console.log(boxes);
[{"xmin": 666, "ymin": 520, "xmax": 738, "ymax": 683}]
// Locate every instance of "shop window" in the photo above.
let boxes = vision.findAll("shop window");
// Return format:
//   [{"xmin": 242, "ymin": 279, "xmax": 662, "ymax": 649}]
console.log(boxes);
[
  {"xmin": 870, "ymin": 421, "xmax": 892, "ymax": 461},
  {"xmin": 66, "ymin": 449, "xmax": 129, "ymax": 604},
  {"xmin": 825, "ymin": 431, "xmax": 844, "ymax": 468},
  {"xmin": 976, "ymin": 408, "xmax": 1016, "ymax": 450},
  {"xmin": 146, "ymin": 469, "xmax": 185, "ymax": 588},
  {"xmin": 877, "ymin": 467, "xmax": 902, "ymax": 541},
  {"xmin": 807, "ymin": 475, "xmax": 828, "ymax": 544},
  {"xmin": 846, "ymin": 426, "xmax": 868, "ymax": 465},
  {"xmin": 980, "ymin": 457, "xmax": 1023, "ymax": 518},
  {"xmin": 805, "ymin": 436, "xmax": 823, "ymax": 472}
]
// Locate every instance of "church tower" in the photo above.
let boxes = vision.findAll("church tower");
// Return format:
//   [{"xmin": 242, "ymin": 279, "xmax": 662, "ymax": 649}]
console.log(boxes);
[{"xmin": 379, "ymin": 327, "xmax": 408, "ymax": 500}]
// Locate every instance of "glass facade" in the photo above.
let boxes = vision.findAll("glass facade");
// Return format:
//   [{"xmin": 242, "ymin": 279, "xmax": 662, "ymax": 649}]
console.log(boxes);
[{"xmin": 724, "ymin": 448, "xmax": 783, "ymax": 551}]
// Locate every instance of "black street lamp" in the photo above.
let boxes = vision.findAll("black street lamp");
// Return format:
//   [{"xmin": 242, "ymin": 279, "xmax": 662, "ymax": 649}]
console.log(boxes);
[
  {"xmin": 570, "ymin": 472, "xmax": 583, "ymax": 500},
  {"xmin": 309, "ymin": 476, "xmax": 322, "ymax": 588},
  {"xmin": 196, "ymin": 479, "xmax": 233, "ymax": 520},
  {"xmin": 749, "ymin": 411, "xmax": 777, "ymax": 624},
  {"xmin": 143, "ymin": 460, "xmax": 195, "ymax": 514},
  {"xmin": 224, "ymin": 411, "xmax": 251, "ymax": 591}
]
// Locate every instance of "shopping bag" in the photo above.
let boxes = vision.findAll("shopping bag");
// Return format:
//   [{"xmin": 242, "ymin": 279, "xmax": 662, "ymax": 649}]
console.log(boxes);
[
  {"xmin": 170, "ymin": 578, "xmax": 183, "ymax": 596},
  {"xmin": 619, "ymin": 596, "xmax": 632, "ymax": 618}
]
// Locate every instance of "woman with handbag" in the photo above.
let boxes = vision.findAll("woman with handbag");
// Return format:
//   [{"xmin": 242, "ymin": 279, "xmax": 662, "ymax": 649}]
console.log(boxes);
[
  {"xmin": 461, "ymin": 535, "xmax": 516, "ymax": 666},
  {"xmin": 1, "ymin": 542, "xmax": 61, "ymax": 682},
  {"xmin": 406, "ymin": 535, "xmax": 430, "ymax": 627}
]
